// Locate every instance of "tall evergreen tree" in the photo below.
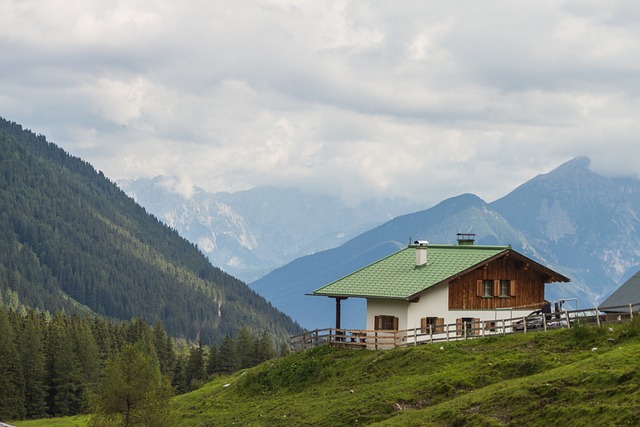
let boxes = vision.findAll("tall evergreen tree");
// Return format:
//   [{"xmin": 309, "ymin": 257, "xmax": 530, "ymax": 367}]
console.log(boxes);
[
  {"xmin": 71, "ymin": 316, "xmax": 101, "ymax": 411},
  {"xmin": 172, "ymin": 354, "xmax": 188, "ymax": 395},
  {"xmin": 236, "ymin": 326, "xmax": 255, "ymax": 370},
  {"xmin": 18, "ymin": 310, "xmax": 48, "ymax": 419},
  {"xmin": 0, "ymin": 309, "xmax": 26, "ymax": 420},
  {"xmin": 153, "ymin": 321, "xmax": 176, "ymax": 377},
  {"xmin": 185, "ymin": 342, "xmax": 207, "ymax": 389},
  {"xmin": 206, "ymin": 343, "xmax": 221, "ymax": 376},
  {"xmin": 46, "ymin": 315, "xmax": 83, "ymax": 416},
  {"xmin": 254, "ymin": 330, "xmax": 276, "ymax": 365},
  {"xmin": 219, "ymin": 335, "xmax": 237, "ymax": 375},
  {"xmin": 90, "ymin": 344, "xmax": 173, "ymax": 427}
]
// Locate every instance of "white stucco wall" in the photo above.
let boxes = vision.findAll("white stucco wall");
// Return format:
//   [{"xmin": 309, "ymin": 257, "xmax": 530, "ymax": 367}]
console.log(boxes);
[
  {"xmin": 366, "ymin": 299, "xmax": 410, "ymax": 330},
  {"xmin": 366, "ymin": 283, "xmax": 538, "ymax": 331}
]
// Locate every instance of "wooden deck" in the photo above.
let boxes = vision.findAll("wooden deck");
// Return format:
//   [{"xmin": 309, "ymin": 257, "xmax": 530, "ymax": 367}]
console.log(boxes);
[{"xmin": 290, "ymin": 303, "xmax": 639, "ymax": 352}]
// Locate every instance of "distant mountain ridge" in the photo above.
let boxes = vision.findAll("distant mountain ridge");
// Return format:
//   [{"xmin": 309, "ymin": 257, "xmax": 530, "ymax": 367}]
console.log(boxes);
[
  {"xmin": 117, "ymin": 177, "xmax": 420, "ymax": 282},
  {"xmin": 251, "ymin": 157, "xmax": 640, "ymax": 329},
  {"xmin": 0, "ymin": 117, "xmax": 301, "ymax": 343}
]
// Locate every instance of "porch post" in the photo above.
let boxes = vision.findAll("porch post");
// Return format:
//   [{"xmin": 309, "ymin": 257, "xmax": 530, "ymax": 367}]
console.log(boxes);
[{"xmin": 334, "ymin": 297, "xmax": 347, "ymax": 329}]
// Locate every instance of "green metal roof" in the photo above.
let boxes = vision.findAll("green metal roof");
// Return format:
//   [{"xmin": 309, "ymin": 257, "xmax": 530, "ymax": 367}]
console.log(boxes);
[{"xmin": 313, "ymin": 244, "xmax": 510, "ymax": 300}]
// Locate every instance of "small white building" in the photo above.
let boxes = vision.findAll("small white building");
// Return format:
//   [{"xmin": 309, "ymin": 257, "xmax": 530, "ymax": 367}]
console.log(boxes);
[{"xmin": 313, "ymin": 235, "xmax": 570, "ymax": 335}]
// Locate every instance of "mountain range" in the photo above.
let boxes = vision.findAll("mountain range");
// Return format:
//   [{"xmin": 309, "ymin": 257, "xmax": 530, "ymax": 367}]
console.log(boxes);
[
  {"xmin": 0, "ymin": 117, "xmax": 301, "ymax": 343},
  {"xmin": 250, "ymin": 157, "xmax": 640, "ymax": 329},
  {"xmin": 117, "ymin": 177, "xmax": 419, "ymax": 283}
]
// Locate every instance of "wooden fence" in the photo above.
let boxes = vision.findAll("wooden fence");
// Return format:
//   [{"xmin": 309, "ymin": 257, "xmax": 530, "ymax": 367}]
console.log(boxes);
[{"xmin": 290, "ymin": 303, "xmax": 639, "ymax": 352}]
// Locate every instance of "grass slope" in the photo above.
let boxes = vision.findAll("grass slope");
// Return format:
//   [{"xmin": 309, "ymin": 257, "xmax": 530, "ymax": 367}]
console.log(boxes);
[
  {"xmin": 13, "ymin": 321, "xmax": 640, "ymax": 426},
  {"xmin": 173, "ymin": 323, "xmax": 640, "ymax": 427}
]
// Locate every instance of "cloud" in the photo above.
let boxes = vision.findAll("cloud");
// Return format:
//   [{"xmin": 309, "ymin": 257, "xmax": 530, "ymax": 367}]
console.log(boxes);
[{"xmin": 1, "ymin": 1, "xmax": 639, "ymax": 207}]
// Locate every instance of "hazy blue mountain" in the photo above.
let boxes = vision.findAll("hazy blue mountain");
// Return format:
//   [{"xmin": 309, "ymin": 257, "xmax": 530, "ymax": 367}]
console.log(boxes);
[
  {"xmin": 491, "ymin": 156, "xmax": 640, "ymax": 303},
  {"xmin": 251, "ymin": 158, "xmax": 640, "ymax": 330},
  {"xmin": 117, "ymin": 177, "xmax": 420, "ymax": 282}
]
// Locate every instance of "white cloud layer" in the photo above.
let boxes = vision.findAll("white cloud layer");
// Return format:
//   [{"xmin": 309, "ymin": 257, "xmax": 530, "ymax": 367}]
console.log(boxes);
[{"xmin": 1, "ymin": 0, "xmax": 639, "ymax": 206}]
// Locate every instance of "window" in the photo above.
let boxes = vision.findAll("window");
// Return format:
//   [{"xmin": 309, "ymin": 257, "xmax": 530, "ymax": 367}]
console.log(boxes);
[
  {"xmin": 375, "ymin": 315, "xmax": 398, "ymax": 331},
  {"xmin": 456, "ymin": 317, "xmax": 480, "ymax": 336},
  {"xmin": 500, "ymin": 280, "xmax": 511, "ymax": 297},
  {"xmin": 484, "ymin": 321, "xmax": 496, "ymax": 332},
  {"xmin": 421, "ymin": 317, "xmax": 444, "ymax": 333},
  {"xmin": 482, "ymin": 279, "xmax": 494, "ymax": 297}
]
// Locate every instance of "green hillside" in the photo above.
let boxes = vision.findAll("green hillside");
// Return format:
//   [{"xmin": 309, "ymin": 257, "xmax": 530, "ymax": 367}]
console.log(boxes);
[
  {"xmin": 0, "ymin": 117, "xmax": 301, "ymax": 343},
  {"xmin": 14, "ymin": 322, "xmax": 640, "ymax": 426},
  {"xmin": 171, "ymin": 323, "xmax": 640, "ymax": 426}
]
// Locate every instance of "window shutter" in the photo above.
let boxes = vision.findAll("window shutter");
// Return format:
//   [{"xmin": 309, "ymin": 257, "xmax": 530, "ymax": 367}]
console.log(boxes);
[
  {"xmin": 494, "ymin": 280, "xmax": 500, "ymax": 296},
  {"xmin": 510, "ymin": 280, "xmax": 517, "ymax": 296},
  {"xmin": 393, "ymin": 317, "xmax": 399, "ymax": 331},
  {"xmin": 476, "ymin": 280, "xmax": 483, "ymax": 297},
  {"xmin": 420, "ymin": 317, "xmax": 427, "ymax": 333},
  {"xmin": 456, "ymin": 318, "xmax": 463, "ymax": 335},
  {"xmin": 474, "ymin": 318, "xmax": 481, "ymax": 332},
  {"xmin": 436, "ymin": 317, "xmax": 444, "ymax": 333},
  {"xmin": 374, "ymin": 315, "xmax": 380, "ymax": 330}
]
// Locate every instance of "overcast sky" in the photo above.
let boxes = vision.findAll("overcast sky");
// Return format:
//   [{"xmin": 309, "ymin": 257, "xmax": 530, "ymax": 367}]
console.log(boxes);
[{"xmin": 2, "ymin": 1, "xmax": 639, "ymax": 206}]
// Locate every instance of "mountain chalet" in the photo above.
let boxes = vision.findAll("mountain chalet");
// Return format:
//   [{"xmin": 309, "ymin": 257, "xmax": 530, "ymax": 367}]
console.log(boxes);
[{"xmin": 312, "ymin": 234, "xmax": 570, "ymax": 338}]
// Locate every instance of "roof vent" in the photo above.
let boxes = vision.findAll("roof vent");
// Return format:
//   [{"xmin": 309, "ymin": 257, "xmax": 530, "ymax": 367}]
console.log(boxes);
[
  {"xmin": 456, "ymin": 233, "xmax": 476, "ymax": 245},
  {"xmin": 414, "ymin": 240, "xmax": 428, "ymax": 267}
]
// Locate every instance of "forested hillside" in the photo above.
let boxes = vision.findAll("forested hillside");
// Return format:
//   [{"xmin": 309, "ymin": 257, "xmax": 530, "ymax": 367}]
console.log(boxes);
[
  {"xmin": 0, "ymin": 308, "xmax": 281, "ymax": 421},
  {"xmin": 0, "ymin": 117, "xmax": 301, "ymax": 343}
]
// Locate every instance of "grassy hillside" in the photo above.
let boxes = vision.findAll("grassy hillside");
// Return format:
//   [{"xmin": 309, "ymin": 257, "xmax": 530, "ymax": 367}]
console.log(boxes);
[
  {"xmin": 173, "ymin": 322, "xmax": 640, "ymax": 426},
  {"xmin": 0, "ymin": 117, "xmax": 301, "ymax": 343},
  {"xmin": 12, "ymin": 321, "xmax": 640, "ymax": 426}
]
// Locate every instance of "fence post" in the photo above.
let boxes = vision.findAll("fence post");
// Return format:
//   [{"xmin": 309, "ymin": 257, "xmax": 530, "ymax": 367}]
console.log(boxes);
[
  {"xmin": 630, "ymin": 304, "xmax": 634, "ymax": 320},
  {"xmin": 565, "ymin": 311, "xmax": 571, "ymax": 329},
  {"xmin": 446, "ymin": 324, "xmax": 450, "ymax": 342},
  {"xmin": 543, "ymin": 313, "xmax": 547, "ymax": 332},
  {"xmin": 429, "ymin": 324, "xmax": 433, "ymax": 344},
  {"xmin": 502, "ymin": 318, "xmax": 506, "ymax": 336},
  {"xmin": 596, "ymin": 307, "xmax": 601, "ymax": 327},
  {"xmin": 414, "ymin": 327, "xmax": 418, "ymax": 346}
]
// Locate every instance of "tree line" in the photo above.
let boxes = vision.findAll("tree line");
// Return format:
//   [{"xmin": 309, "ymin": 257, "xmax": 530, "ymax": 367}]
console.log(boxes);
[{"xmin": 0, "ymin": 307, "xmax": 286, "ymax": 422}]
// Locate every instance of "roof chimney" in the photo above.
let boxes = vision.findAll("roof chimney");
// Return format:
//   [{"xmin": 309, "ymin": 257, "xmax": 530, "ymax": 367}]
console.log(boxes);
[
  {"xmin": 456, "ymin": 233, "xmax": 476, "ymax": 245},
  {"xmin": 414, "ymin": 240, "xmax": 428, "ymax": 267}
]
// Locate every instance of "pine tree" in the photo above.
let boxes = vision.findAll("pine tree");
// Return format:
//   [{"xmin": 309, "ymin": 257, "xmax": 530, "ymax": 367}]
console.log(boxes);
[
  {"xmin": 219, "ymin": 335, "xmax": 237, "ymax": 374},
  {"xmin": 71, "ymin": 316, "xmax": 101, "ymax": 411},
  {"xmin": 18, "ymin": 310, "xmax": 48, "ymax": 419},
  {"xmin": 89, "ymin": 344, "xmax": 173, "ymax": 427},
  {"xmin": 254, "ymin": 330, "xmax": 276, "ymax": 365},
  {"xmin": 206, "ymin": 343, "xmax": 221, "ymax": 376},
  {"xmin": 46, "ymin": 315, "xmax": 83, "ymax": 416},
  {"xmin": 153, "ymin": 321, "xmax": 176, "ymax": 377},
  {"xmin": 185, "ymin": 341, "xmax": 207, "ymax": 389},
  {"xmin": 0, "ymin": 309, "xmax": 26, "ymax": 420},
  {"xmin": 172, "ymin": 354, "xmax": 188, "ymax": 395},
  {"xmin": 279, "ymin": 340, "xmax": 291, "ymax": 357},
  {"xmin": 236, "ymin": 326, "xmax": 255, "ymax": 370}
]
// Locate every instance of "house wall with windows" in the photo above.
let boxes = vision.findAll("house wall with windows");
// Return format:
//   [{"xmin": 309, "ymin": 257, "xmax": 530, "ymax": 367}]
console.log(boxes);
[
  {"xmin": 366, "ymin": 255, "xmax": 551, "ymax": 333},
  {"xmin": 366, "ymin": 299, "xmax": 409, "ymax": 331},
  {"xmin": 448, "ymin": 256, "xmax": 546, "ymax": 310}
]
